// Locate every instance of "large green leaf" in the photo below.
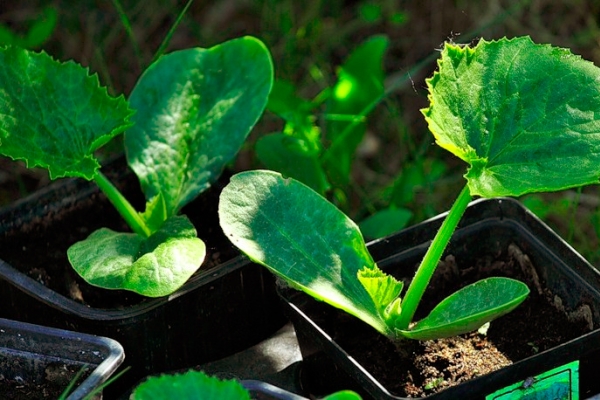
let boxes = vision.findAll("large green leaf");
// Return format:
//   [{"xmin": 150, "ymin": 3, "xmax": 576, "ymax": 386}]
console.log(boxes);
[
  {"xmin": 0, "ymin": 46, "xmax": 133, "ymax": 179},
  {"xmin": 218, "ymin": 170, "xmax": 389, "ymax": 334},
  {"xmin": 67, "ymin": 215, "xmax": 205, "ymax": 297},
  {"xmin": 422, "ymin": 36, "xmax": 600, "ymax": 197},
  {"xmin": 399, "ymin": 277, "xmax": 529, "ymax": 340},
  {"xmin": 125, "ymin": 36, "xmax": 273, "ymax": 216}
]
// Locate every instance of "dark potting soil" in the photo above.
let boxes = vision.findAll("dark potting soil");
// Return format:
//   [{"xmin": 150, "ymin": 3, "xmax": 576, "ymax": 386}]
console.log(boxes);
[
  {"xmin": 0, "ymin": 362, "xmax": 91, "ymax": 400},
  {"xmin": 0, "ymin": 160, "xmax": 239, "ymax": 309},
  {"xmin": 295, "ymin": 244, "xmax": 592, "ymax": 398}
]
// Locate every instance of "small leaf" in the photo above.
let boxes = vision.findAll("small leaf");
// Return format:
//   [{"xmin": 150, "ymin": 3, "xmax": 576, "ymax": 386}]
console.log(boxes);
[
  {"xmin": 398, "ymin": 277, "xmax": 529, "ymax": 340},
  {"xmin": 139, "ymin": 192, "xmax": 168, "ymax": 234},
  {"xmin": 24, "ymin": 7, "xmax": 58, "ymax": 48},
  {"xmin": 68, "ymin": 215, "xmax": 205, "ymax": 297},
  {"xmin": 359, "ymin": 207, "xmax": 413, "ymax": 239},
  {"xmin": 126, "ymin": 36, "xmax": 273, "ymax": 216},
  {"xmin": 219, "ymin": 170, "xmax": 389, "ymax": 335},
  {"xmin": 132, "ymin": 370, "xmax": 250, "ymax": 400},
  {"xmin": 0, "ymin": 47, "xmax": 133, "ymax": 179},
  {"xmin": 423, "ymin": 36, "xmax": 600, "ymax": 197},
  {"xmin": 0, "ymin": 7, "xmax": 57, "ymax": 49},
  {"xmin": 357, "ymin": 266, "xmax": 403, "ymax": 325}
]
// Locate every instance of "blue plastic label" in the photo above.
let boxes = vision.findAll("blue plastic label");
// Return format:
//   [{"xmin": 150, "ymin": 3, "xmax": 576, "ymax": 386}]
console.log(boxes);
[{"xmin": 486, "ymin": 360, "xmax": 579, "ymax": 399}]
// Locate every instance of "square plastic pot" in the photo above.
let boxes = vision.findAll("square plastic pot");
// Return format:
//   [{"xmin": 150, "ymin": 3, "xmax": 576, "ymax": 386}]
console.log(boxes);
[
  {"xmin": 0, "ymin": 317, "xmax": 124, "ymax": 400},
  {"xmin": 0, "ymin": 160, "xmax": 286, "ymax": 395},
  {"xmin": 280, "ymin": 198, "xmax": 600, "ymax": 399}
]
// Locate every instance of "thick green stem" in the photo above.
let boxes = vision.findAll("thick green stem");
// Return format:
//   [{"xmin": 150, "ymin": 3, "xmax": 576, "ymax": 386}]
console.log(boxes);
[
  {"xmin": 397, "ymin": 184, "xmax": 472, "ymax": 330},
  {"xmin": 94, "ymin": 171, "xmax": 151, "ymax": 238}
]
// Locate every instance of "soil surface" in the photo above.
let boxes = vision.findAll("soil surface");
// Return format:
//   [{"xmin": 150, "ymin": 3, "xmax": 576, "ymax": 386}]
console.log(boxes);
[
  {"xmin": 294, "ymin": 244, "xmax": 592, "ymax": 398},
  {"xmin": 0, "ymin": 362, "xmax": 91, "ymax": 400},
  {"xmin": 0, "ymin": 159, "xmax": 239, "ymax": 309}
]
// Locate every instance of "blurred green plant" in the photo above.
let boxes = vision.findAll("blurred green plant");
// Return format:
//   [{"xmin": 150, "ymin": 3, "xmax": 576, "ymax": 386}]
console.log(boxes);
[
  {"xmin": 257, "ymin": 35, "xmax": 416, "ymax": 238},
  {"xmin": 0, "ymin": 6, "xmax": 57, "ymax": 49}
]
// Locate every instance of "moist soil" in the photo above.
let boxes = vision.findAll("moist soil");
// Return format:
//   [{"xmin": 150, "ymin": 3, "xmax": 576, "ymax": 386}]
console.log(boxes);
[
  {"xmin": 295, "ymin": 244, "xmax": 592, "ymax": 398},
  {"xmin": 0, "ymin": 159, "xmax": 238, "ymax": 309}
]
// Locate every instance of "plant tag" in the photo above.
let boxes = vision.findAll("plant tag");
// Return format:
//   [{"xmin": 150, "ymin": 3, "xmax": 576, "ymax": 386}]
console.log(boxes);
[{"xmin": 486, "ymin": 360, "xmax": 579, "ymax": 399}]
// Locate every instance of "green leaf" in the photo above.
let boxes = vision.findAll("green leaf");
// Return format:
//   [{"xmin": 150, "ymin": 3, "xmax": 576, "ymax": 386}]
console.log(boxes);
[
  {"xmin": 126, "ymin": 36, "xmax": 273, "ymax": 216},
  {"xmin": 67, "ymin": 215, "xmax": 205, "ymax": 297},
  {"xmin": 139, "ymin": 192, "xmax": 168, "ymax": 234},
  {"xmin": 255, "ymin": 133, "xmax": 330, "ymax": 194},
  {"xmin": 357, "ymin": 266, "xmax": 403, "ymax": 325},
  {"xmin": 389, "ymin": 158, "xmax": 447, "ymax": 208},
  {"xmin": 0, "ymin": 47, "xmax": 133, "ymax": 179},
  {"xmin": 218, "ymin": 170, "xmax": 389, "ymax": 334},
  {"xmin": 422, "ymin": 36, "xmax": 600, "ymax": 197},
  {"xmin": 131, "ymin": 370, "xmax": 250, "ymax": 400},
  {"xmin": 398, "ymin": 277, "xmax": 530, "ymax": 340},
  {"xmin": 322, "ymin": 390, "xmax": 363, "ymax": 400},
  {"xmin": 0, "ymin": 7, "xmax": 57, "ymax": 49},
  {"xmin": 24, "ymin": 7, "xmax": 58, "ymax": 48},
  {"xmin": 267, "ymin": 79, "xmax": 316, "ymax": 121},
  {"xmin": 358, "ymin": 207, "xmax": 413, "ymax": 239},
  {"xmin": 266, "ymin": 80, "xmax": 323, "ymax": 157}
]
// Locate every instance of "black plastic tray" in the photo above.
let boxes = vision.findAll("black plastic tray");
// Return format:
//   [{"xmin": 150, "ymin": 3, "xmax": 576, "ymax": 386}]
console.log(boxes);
[
  {"xmin": 0, "ymin": 160, "xmax": 286, "ymax": 395},
  {"xmin": 0, "ymin": 317, "xmax": 124, "ymax": 399},
  {"xmin": 281, "ymin": 198, "xmax": 600, "ymax": 399}
]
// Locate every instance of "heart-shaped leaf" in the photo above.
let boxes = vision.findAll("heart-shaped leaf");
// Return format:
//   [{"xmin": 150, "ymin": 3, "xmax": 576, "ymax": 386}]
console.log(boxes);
[
  {"xmin": 67, "ymin": 215, "xmax": 205, "ymax": 297},
  {"xmin": 0, "ymin": 46, "xmax": 133, "ymax": 179},
  {"xmin": 125, "ymin": 36, "xmax": 273, "ymax": 216},
  {"xmin": 422, "ymin": 36, "xmax": 600, "ymax": 197},
  {"xmin": 398, "ymin": 277, "xmax": 529, "ymax": 340},
  {"xmin": 218, "ymin": 170, "xmax": 389, "ymax": 335}
]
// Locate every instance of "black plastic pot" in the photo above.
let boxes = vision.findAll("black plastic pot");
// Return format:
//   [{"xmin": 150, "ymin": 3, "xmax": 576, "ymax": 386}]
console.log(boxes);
[
  {"xmin": 0, "ymin": 160, "xmax": 286, "ymax": 395},
  {"xmin": 0, "ymin": 317, "xmax": 124, "ymax": 399},
  {"xmin": 280, "ymin": 198, "xmax": 600, "ymax": 399}
]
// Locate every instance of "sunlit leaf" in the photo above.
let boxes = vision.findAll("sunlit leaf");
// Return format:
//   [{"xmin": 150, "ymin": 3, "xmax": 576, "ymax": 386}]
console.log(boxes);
[
  {"xmin": 218, "ymin": 170, "xmax": 389, "ymax": 334},
  {"xmin": 423, "ymin": 36, "xmax": 600, "ymax": 197},
  {"xmin": 68, "ymin": 215, "xmax": 205, "ymax": 297},
  {"xmin": 126, "ymin": 36, "xmax": 273, "ymax": 216},
  {"xmin": 399, "ymin": 277, "xmax": 529, "ymax": 340},
  {"xmin": 0, "ymin": 46, "xmax": 132, "ymax": 179}
]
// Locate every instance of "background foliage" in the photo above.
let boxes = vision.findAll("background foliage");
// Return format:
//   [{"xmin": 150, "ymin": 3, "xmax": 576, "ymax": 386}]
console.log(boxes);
[{"xmin": 2, "ymin": 0, "xmax": 600, "ymax": 263}]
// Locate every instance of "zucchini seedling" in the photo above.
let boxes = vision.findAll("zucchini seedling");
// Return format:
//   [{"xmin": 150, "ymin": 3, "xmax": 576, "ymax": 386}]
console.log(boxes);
[
  {"xmin": 0, "ymin": 36, "xmax": 272, "ymax": 297},
  {"xmin": 218, "ymin": 36, "xmax": 600, "ymax": 340}
]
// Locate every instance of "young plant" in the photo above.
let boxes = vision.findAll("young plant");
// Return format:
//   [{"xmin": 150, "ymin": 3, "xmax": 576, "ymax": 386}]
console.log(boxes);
[
  {"xmin": 0, "ymin": 36, "xmax": 272, "ymax": 297},
  {"xmin": 219, "ymin": 36, "xmax": 600, "ymax": 340}
]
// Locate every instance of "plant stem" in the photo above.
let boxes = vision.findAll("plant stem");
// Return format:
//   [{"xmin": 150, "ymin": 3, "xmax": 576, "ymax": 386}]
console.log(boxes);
[
  {"xmin": 396, "ymin": 184, "xmax": 472, "ymax": 330},
  {"xmin": 94, "ymin": 171, "xmax": 151, "ymax": 238}
]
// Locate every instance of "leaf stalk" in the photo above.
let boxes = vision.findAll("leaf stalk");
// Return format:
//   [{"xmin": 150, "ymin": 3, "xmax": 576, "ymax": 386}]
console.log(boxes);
[
  {"xmin": 396, "ymin": 184, "xmax": 472, "ymax": 330},
  {"xmin": 94, "ymin": 171, "xmax": 151, "ymax": 238}
]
